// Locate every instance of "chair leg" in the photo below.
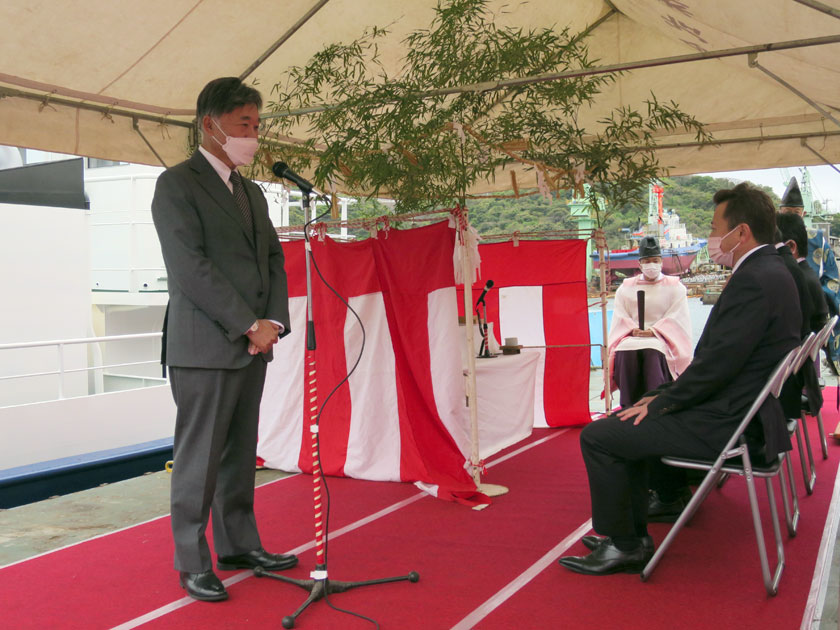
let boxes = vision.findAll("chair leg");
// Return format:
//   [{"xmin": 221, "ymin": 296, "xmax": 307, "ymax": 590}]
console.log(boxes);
[
  {"xmin": 816, "ymin": 410, "xmax": 829, "ymax": 460},
  {"xmin": 744, "ymin": 470, "xmax": 783, "ymax": 596},
  {"xmin": 797, "ymin": 415, "xmax": 817, "ymax": 494},
  {"xmin": 716, "ymin": 472, "xmax": 729, "ymax": 489},
  {"xmin": 761, "ymin": 477, "xmax": 785, "ymax": 596},
  {"xmin": 779, "ymin": 455, "xmax": 798, "ymax": 537}
]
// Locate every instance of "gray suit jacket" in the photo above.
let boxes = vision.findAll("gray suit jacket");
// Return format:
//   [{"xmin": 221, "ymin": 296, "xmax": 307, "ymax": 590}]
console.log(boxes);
[{"xmin": 152, "ymin": 151, "xmax": 290, "ymax": 369}]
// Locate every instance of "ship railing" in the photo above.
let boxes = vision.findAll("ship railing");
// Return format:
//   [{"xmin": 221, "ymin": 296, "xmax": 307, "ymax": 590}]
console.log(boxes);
[{"xmin": 0, "ymin": 332, "xmax": 164, "ymax": 405}]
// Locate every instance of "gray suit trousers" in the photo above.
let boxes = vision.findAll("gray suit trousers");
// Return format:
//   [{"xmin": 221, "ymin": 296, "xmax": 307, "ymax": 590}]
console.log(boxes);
[{"xmin": 169, "ymin": 359, "xmax": 267, "ymax": 572}]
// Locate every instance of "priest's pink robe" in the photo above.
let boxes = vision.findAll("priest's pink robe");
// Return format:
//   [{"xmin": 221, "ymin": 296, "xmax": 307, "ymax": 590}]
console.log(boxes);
[{"xmin": 607, "ymin": 274, "xmax": 693, "ymax": 395}]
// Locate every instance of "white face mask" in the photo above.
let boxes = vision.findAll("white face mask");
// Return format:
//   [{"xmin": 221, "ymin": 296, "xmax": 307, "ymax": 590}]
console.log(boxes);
[
  {"xmin": 707, "ymin": 225, "xmax": 742, "ymax": 267},
  {"xmin": 211, "ymin": 118, "xmax": 259, "ymax": 166},
  {"xmin": 640, "ymin": 262, "xmax": 662, "ymax": 280}
]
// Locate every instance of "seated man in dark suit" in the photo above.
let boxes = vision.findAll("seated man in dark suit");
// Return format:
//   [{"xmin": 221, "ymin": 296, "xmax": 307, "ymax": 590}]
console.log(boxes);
[
  {"xmin": 772, "ymin": 222, "xmax": 816, "ymax": 420},
  {"xmin": 558, "ymin": 183, "xmax": 801, "ymax": 576},
  {"xmin": 777, "ymin": 211, "xmax": 828, "ymax": 413},
  {"xmin": 774, "ymin": 226, "xmax": 813, "ymax": 341},
  {"xmin": 777, "ymin": 212, "xmax": 828, "ymax": 334}
]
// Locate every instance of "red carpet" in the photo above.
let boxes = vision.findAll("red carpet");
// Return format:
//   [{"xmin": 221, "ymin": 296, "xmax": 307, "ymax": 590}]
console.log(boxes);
[{"xmin": 1, "ymin": 405, "xmax": 838, "ymax": 630}]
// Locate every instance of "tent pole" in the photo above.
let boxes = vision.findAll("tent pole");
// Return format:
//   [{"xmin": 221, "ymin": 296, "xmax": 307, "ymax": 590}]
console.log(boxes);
[
  {"xmin": 132, "ymin": 118, "xmax": 168, "ymax": 168},
  {"xmin": 749, "ymin": 55, "xmax": 840, "ymax": 130},
  {"xmin": 458, "ymin": 217, "xmax": 481, "ymax": 487},
  {"xmin": 801, "ymin": 140, "xmax": 840, "ymax": 175},
  {"xmin": 794, "ymin": 0, "xmax": 840, "ymax": 20},
  {"xmin": 239, "ymin": 0, "xmax": 332, "ymax": 80},
  {"xmin": 596, "ymin": 229, "xmax": 612, "ymax": 414},
  {"xmin": 457, "ymin": 210, "xmax": 507, "ymax": 502},
  {"xmin": 633, "ymin": 128, "xmax": 840, "ymax": 151},
  {"xmin": 262, "ymin": 34, "xmax": 840, "ymax": 120}
]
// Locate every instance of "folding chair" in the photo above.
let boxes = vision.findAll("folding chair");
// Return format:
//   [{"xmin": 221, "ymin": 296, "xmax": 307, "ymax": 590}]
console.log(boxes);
[
  {"xmin": 803, "ymin": 314, "xmax": 839, "ymax": 461},
  {"xmin": 640, "ymin": 347, "xmax": 799, "ymax": 596},
  {"xmin": 716, "ymin": 334, "xmax": 809, "ymax": 495},
  {"xmin": 789, "ymin": 332, "xmax": 820, "ymax": 495}
]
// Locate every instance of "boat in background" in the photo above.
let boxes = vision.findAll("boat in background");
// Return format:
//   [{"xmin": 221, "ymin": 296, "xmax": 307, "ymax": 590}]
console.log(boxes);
[{"xmin": 592, "ymin": 183, "xmax": 706, "ymax": 284}]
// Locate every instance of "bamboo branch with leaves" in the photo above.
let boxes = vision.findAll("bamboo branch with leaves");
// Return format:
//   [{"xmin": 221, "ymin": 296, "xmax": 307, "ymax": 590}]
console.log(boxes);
[{"xmin": 259, "ymin": 0, "xmax": 712, "ymax": 223}]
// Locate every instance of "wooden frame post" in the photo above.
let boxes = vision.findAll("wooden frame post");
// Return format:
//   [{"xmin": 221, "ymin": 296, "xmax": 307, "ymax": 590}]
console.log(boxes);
[{"xmin": 595, "ymin": 229, "xmax": 612, "ymax": 414}]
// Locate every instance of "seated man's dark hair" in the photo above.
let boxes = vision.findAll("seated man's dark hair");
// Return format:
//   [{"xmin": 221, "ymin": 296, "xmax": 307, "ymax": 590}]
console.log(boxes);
[
  {"xmin": 196, "ymin": 77, "xmax": 262, "ymax": 121},
  {"xmin": 712, "ymin": 182, "xmax": 776, "ymax": 245},
  {"xmin": 776, "ymin": 212, "xmax": 809, "ymax": 258}
]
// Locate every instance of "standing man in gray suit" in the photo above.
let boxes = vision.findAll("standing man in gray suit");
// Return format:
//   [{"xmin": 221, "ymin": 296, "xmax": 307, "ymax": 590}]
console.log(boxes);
[{"xmin": 152, "ymin": 77, "xmax": 296, "ymax": 602}]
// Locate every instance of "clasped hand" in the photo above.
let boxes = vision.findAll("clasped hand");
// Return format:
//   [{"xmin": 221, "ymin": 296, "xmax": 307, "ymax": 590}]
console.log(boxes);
[
  {"xmin": 246, "ymin": 319, "xmax": 281, "ymax": 355},
  {"xmin": 630, "ymin": 328, "xmax": 655, "ymax": 337},
  {"xmin": 615, "ymin": 394, "xmax": 657, "ymax": 425}
]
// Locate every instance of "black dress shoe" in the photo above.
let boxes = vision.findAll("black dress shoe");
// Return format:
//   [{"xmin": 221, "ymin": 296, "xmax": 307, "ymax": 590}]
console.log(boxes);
[
  {"xmin": 581, "ymin": 534, "xmax": 654, "ymax": 554},
  {"xmin": 558, "ymin": 540, "xmax": 652, "ymax": 576},
  {"xmin": 179, "ymin": 570, "xmax": 228, "ymax": 602},
  {"xmin": 217, "ymin": 548, "xmax": 298, "ymax": 572},
  {"xmin": 648, "ymin": 490, "xmax": 688, "ymax": 523}
]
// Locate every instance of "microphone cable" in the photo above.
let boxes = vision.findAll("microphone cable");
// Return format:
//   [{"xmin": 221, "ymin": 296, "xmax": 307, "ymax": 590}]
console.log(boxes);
[{"xmin": 300, "ymin": 199, "xmax": 380, "ymax": 629}]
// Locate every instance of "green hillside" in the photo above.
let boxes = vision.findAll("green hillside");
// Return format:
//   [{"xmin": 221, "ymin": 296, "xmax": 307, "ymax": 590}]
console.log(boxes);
[
  {"xmin": 320, "ymin": 175, "xmax": 783, "ymax": 247},
  {"xmin": 460, "ymin": 175, "xmax": 781, "ymax": 249}
]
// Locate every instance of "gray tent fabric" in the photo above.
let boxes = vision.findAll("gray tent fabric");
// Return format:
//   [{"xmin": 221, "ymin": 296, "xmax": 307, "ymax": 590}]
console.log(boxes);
[{"xmin": 0, "ymin": 1, "xmax": 838, "ymax": 193}]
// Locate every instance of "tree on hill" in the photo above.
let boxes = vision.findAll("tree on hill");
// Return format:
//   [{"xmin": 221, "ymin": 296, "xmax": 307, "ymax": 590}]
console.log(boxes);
[{"xmin": 336, "ymin": 175, "xmax": 779, "ymax": 249}]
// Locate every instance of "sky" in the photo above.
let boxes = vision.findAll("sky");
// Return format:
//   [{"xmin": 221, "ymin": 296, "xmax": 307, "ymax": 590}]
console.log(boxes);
[{"xmin": 697, "ymin": 164, "xmax": 840, "ymax": 214}]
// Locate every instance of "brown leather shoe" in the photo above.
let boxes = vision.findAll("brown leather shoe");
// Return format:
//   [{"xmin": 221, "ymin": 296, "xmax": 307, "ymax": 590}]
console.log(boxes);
[
  {"xmin": 179, "ymin": 570, "xmax": 228, "ymax": 602},
  {"xmin": 217, "ymin": 548, "xmax": 298, "ymax": 572}
]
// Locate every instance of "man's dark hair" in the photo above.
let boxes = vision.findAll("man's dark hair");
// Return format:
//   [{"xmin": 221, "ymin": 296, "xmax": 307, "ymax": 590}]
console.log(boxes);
[
  {"xmin": 196, "ymin": 77, "xmax": 262, "ymax": 122},
  {"xmin": 712, "ymin": 182, "xmax": 776, "ymax": 245},
  {"xmin": 777, "ymin": 211, "xmax": 809, "ymax": 257}
]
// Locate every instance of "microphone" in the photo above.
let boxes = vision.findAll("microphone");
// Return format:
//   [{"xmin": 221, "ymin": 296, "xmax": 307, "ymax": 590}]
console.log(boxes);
[
  {"xmin": 272, "ymin": 161, "xmax": 314, "ymax": 194},
  {"xmin": 476, "ymin": 279, "xmax": 494, "ymax": 305}
]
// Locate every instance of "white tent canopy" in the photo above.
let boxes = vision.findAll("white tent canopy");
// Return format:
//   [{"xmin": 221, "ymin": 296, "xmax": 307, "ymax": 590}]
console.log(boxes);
[{"xmin": 1, "ymin": 0, "xmax": 839, "ymax": 193}]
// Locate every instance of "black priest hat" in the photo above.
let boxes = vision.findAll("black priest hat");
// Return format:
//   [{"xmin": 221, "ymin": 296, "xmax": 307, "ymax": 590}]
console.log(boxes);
[
  {"xmin": 781, "ymin": 177, "xmax": 804, "ymax": 208},
  {"xmin": 638, "ymin": 236, "xmax": 661, "ymax": 258}
]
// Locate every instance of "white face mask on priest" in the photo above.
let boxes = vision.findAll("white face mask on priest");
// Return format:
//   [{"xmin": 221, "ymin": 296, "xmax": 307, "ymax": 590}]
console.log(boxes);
[
  {"xmin": 637, "ymin": 236, "xmax": 662, "ymax": 281},
  {"xmin": 640, "ymin": 258, "xmax": 663, "ymax": 280}
]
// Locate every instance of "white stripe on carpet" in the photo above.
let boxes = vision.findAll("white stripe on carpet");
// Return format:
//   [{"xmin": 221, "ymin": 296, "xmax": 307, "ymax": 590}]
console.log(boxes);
[
  {"xmin": 485, "ymin": 429, "xmax": 569, "ymax": 470},
  {"xmin": 111, "ymin": 492, "xmax": 428, "ymax": 630},
  {"xmin": 450, "ymin": 519, "xmax": 593, "ymax": 630},
  {"xmin": 110, "ymin": 426, "xmax": 572, "ymax": 629}
]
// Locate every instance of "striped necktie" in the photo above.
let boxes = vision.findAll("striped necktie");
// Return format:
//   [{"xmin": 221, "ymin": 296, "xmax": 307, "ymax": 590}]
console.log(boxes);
[{"xmin": 228, "ymin": 170, "xmax": 253, "ymax": 233}]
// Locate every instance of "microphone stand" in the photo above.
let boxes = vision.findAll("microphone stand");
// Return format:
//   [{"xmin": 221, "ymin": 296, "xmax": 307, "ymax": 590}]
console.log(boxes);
[
  {"xmin": 475, "ymin": 297, "xmax": 494, "ymax": 359},
  {"xmin": 255, "ymin": 190, "xmax": 418, "ymax": 629}
]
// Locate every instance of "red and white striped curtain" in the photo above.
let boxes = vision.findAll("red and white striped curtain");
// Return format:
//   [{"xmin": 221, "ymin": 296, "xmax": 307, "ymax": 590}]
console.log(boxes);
[
  {"xmin": 257, "ymin": 225, "xmax": 590, "ymax": 503},
  {"xmin": 458, "ymin": 239, "xmax": 591, "ymax": 427},
  {"xmin": 258, "ymin": 221, "xmax": 482, "ymax": 503}
]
